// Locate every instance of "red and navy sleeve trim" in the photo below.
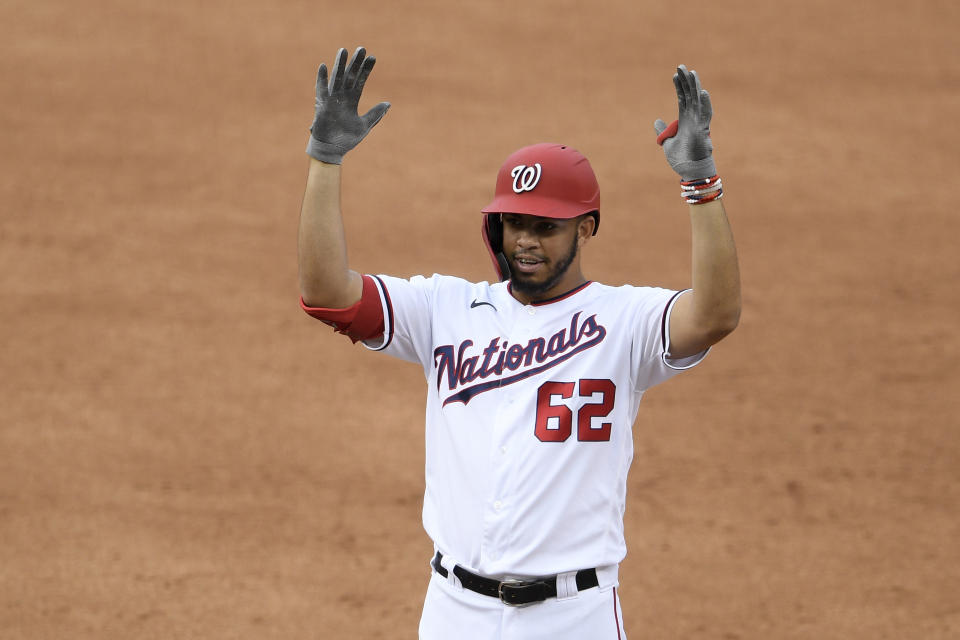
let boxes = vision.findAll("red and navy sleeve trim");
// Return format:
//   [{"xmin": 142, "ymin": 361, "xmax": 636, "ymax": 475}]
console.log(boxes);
[
  {"xmin": 661, "ymin": 289, "xmax": 686, "ymax": 354},
  {"xmin": 660, "ymin": 288, "xmax": 710, "ymax": 370},
  {"xmin": 367, "ymin": 275, "xmax": 395, "ymax": 351}
]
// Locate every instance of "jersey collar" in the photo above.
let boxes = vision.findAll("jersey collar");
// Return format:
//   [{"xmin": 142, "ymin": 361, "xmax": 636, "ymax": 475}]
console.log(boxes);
[{"xmin": 506, "ymin": 280, "xmax": 593, "ymax": 306}]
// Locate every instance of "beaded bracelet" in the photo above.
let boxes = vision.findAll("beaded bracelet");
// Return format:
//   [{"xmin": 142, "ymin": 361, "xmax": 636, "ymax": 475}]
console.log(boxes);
[{"xmin": 681, "ymin": 175, "xmax": 723, "ymax": 204}]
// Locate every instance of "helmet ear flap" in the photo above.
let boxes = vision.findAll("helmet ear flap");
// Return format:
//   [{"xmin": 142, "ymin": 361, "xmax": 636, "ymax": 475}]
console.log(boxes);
[
  {"xmin": 494, "ymin": 250, "xmax": 511, "ymax": 282},
  {"xmin": 482, "ymin": 214, "xmax": 511, "ymax": 282}
]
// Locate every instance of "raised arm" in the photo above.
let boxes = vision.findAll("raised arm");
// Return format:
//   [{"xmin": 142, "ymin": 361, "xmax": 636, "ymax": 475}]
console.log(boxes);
[
  {"xmin": 654, "ymin": 65, "xmax": 741, "ymax": 358},
  {"xmin": 298, "ymin": 47, "xmax": 390, "ymax": 309}
]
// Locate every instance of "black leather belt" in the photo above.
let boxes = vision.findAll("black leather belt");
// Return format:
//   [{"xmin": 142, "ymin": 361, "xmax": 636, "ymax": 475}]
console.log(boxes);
[{"xmin": 431, "ymin": 551, "xmax": 599, "ymax": 606}]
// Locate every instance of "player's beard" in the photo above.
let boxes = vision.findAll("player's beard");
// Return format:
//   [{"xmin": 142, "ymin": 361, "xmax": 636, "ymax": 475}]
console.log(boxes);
[{"xmin": 509, "ymin": 233, "xmax": 579, "ymax": 299}]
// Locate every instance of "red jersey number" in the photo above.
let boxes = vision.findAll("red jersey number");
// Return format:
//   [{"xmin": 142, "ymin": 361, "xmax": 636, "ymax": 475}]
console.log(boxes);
[
  {"xmin": 535, "ymin": 379, "xmax": 616, "ymax": 442},
  {"xmin": 534, "ymin": 381, "xmax": 575, "ymax": 442}
]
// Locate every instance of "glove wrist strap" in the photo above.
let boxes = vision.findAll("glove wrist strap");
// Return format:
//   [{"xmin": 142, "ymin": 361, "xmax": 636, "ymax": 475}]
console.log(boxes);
[
  {"xmin": 676, "ymin": 157, "xmax": 717, "ymax": 182},
  {"xmin": 306, "ymin": 137, "xmax": 347, "ymax": 165}
]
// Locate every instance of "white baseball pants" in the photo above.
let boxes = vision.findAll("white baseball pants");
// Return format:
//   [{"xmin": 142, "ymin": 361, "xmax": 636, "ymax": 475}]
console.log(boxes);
[{"xmin": 418, "ymin": 569, "xmax": 627, "ymax": 639}]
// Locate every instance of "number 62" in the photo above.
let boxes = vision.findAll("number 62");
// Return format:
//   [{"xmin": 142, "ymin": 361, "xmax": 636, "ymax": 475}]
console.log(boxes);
[{"xmin": 534, "ymin": 379, "xmax": 615, "ymax": 442}]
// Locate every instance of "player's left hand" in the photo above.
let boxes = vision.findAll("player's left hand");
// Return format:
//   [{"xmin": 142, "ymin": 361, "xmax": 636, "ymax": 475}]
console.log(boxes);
[{"xmin": 654, "ymin": 65, "xmax": 716, "ymax": 181}]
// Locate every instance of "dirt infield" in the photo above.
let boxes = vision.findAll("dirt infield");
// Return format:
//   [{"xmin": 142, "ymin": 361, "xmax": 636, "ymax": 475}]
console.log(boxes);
[{"xmin": 2, "ymin": 1, "xmax": 958, "ymax": 638}]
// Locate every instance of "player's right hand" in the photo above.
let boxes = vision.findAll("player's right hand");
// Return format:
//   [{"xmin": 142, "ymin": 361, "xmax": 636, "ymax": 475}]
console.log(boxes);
[
  {"xmin": 654, "ymin": 64, "xmax": 716, "ymax": 181},
  {"xmin": 306, "ymin": 46, "xmax": 391, "ymax": 165}
]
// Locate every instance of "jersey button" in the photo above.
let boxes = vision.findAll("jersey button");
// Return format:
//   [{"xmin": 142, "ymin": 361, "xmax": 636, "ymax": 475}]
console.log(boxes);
[{"xmin": 493, "ymin": 500, "xmax": 503, "ymax": 511}]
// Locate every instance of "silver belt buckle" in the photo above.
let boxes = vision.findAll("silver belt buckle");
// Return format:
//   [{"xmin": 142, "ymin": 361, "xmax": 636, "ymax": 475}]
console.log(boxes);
[{"xmin": 498, "ymin": 579, "xmax": 548, "ymax": 606}]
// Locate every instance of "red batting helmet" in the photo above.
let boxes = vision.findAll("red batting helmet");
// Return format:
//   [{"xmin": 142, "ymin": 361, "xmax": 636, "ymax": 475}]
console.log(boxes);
[{"xmin": 481, "ymin": 143, "xmax": 600, "ymax": 281}]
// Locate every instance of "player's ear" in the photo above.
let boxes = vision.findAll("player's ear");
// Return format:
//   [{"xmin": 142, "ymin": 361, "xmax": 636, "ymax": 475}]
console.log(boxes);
[{"xmin": 577, "ymin": 214, "xmax": 596, "ymax": 244}]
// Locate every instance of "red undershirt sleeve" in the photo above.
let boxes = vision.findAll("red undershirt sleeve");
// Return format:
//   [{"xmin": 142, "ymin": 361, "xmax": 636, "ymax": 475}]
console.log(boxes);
[{"xmin": 299, "ymin": 274, "xmax": 385, "ymax": 343}]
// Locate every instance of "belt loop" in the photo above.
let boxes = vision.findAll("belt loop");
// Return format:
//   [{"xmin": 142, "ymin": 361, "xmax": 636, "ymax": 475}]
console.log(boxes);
[
  {"xmin": 438, "ymin": 552, "xmax": 463, "ymax": 591},
  {"xmin": 594, "ymin": 564, "xmax": 619, "ymax": 591},
  {"xmin": 555, "ymin": 571, "xmax": 579, "ymax": 600}
]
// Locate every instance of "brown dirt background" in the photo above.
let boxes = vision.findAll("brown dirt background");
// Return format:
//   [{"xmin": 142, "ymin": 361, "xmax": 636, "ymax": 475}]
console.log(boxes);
[{"xmin": 2, "ymin": 0, "xmax": 958, "ymax": 638}]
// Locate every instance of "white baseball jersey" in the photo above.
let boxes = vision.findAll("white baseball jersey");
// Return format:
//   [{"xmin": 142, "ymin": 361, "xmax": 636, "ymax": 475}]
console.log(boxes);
[{"xmin": 362, "ymin": 274, "xmax": 707, "ymax": 579}]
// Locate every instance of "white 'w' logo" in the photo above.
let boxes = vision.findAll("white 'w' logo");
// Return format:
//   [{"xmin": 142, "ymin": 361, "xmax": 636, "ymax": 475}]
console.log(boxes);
[{"xmin": 511, "ymin": 163, "xmax": 542, "ymax": 193}]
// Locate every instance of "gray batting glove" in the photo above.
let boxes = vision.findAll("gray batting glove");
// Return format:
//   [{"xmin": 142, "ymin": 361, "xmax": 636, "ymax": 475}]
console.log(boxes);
[
  {"xmin": 306, "ymin": 46, "xmax": 391, "ymax": 164},
  {"xmin": 654, "ymin": 65, "xmax": 716, "ymax": 181}
]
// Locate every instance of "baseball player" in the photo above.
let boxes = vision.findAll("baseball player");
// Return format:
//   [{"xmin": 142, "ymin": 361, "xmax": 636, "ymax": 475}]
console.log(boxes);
[{"xmin": 298, "ymin": 47, "xmax": 740, "ymax": 639}]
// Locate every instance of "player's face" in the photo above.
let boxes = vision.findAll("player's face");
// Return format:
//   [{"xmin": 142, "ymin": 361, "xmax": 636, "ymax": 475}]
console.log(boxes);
[{"xmin": 501, "ymin": 213, "xmax": 591, "ymax": 301}]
